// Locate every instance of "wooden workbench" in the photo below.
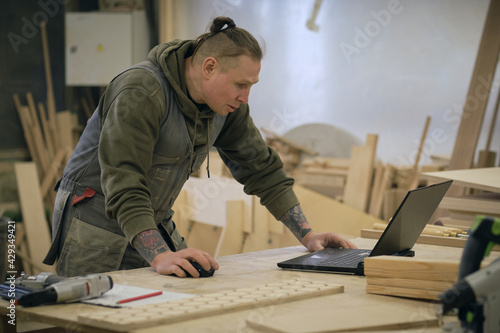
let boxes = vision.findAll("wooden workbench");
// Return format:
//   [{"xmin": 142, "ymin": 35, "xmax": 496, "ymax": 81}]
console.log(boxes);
[{"xmin": 3, "ymin": 238, "xmax": 497, "ymax": 333}]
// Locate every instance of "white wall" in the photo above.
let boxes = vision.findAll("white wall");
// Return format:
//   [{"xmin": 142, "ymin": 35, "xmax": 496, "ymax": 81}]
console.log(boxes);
[{"xmin": 173, "ymin": 0, "xmax": 500, "ymax": 167}]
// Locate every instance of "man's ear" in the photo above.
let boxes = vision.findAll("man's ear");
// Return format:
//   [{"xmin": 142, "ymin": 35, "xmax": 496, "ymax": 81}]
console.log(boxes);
[{"xmin": 202, "ymin": 57, "xmax": 218, "ymax": 79}]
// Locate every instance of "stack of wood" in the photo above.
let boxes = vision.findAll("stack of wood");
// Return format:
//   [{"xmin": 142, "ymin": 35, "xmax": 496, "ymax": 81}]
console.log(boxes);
[
  {"xmin": 422, "ymin": 167, "xmax": 500, "ymax": 229},
  {"xmin": 261, "ymin": 128, "xmax": 319, "ymax": 173},
  {"xmin": 12, "ymin": 94, "xmax": 78, "ymax": 208},
  {"xmin": 6, "ymin": 21, "xmax": 82, "ymax": 274},
  {"xmin": 361, "ymin": 222, "xmax": 471, "ymax": 249},
  {"xmin": 364, "ymin": 256, "xmax": 459, "ymax": 301},
  {"xmin": 439, "ymin": 192, "xmax": 500, "ymax": 228},
  {"xmin": 292, "ymin": 157, "xmax": 349, "ymax": 199},
  {"xmin": 11, "ymin": 21, "xmax": 80, "ymax": 215}
]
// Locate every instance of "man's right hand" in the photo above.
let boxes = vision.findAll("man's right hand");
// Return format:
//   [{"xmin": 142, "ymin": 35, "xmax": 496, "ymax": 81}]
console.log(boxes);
[
  {"xmin": 132, "ymin": 228, "xmax": 218, "ymax": 278},
  {"xmin": 151, "ymin": 248, "xmax": 219, "ymax": 278}
]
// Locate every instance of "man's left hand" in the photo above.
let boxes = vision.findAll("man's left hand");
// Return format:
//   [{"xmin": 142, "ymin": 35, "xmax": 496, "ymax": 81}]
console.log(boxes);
[{"xmin": 301, "ymin": 231, "xmax": 357, "ymax": 252}]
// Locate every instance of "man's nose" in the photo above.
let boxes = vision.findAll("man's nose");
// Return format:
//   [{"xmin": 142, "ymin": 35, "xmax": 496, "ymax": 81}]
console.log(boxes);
[{"xmin": 237, "ymin": 88, "xmax": 251, "ymax": 104}]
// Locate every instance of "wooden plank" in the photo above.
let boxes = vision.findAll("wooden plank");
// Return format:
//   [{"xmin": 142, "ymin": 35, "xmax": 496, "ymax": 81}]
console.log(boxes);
[
  {"xmin": 366, "ymin": 276, "xmax": 453, "ymax": 292},
  {"xmin": 170, "ymin": 189, "xmax": 192, "ymax": 237},
  {"xmin": 301, "ymin": 157, "xmax": 350, "ymax": 170},
  {"xmin": 294, "ymin": 170, "xmax": 345, "ymax": 188},
  {"xmin": 81, "ymin": 97, "xmax": 93, "ymax": 119},
  {"xmin": 40, "ymin": 148, "xmax": 66, "ymax": 199},
  {"xmin": 12, "ymin": 95, "xmax": 38, "ymax": 169},
  {"xmin": 78, "ymin": 279, "xmax": 344, "ymax": 332},
  {"xmin": 448, "ymin": 0, "xmax": 500, "ymax": 177},
  {"xmin": 439, "ymin": 216, "xmax": 476, "ymax": 229},
  {"xmin": 261, "ymin": 128, "xmax": 319, "ymax": 156},
  {"xmin": 343, "ymin": 134, "xmax": 378, "ymax": 212},
  {"xmin": 185, "ymin": 220, "xmax": 222, "ymax": 257},
  {"xmin": 242, "ymin": 196, "xmax": 276, "ymax": 253},
  {"xmin": 422, "ymin": 167, "xmax": 500, "ymax": 193},
  {"xmin": 246, "ymin": 299, "xmax": 438, "ymax": 333},
  {"xmin": 215, "ymin": 200, "xmax": 247, "ymax": 257},
  {"xmin": 440, "ymin": 192, "xmax": 500, "ymax": 215},
  {"xmin": 371, "ymin": 222, "xmax": 467, "ymax": 237},
  {"xmin": 159, "ymin": 0, "xmax": 176, "ymax": 43},
  {"xmin": 25, "ymin": 92, "xmax": 50, "ymax": 175},
  {"xmin": 369, "ymin": 163, "xmax": 395, "ymax": 218},
  {"xmin": 477, "ymin": 86, "xmax": 500, "ymax": 167},
  {"xmin": 37, "ymin": 101, "xmax": 55, "ymax": 160},
  {"xmin": 40, "ymin": 20, "xmax": 56, "ymax": 119},
  {"xmin": 56, "ymin": 111, "xmax": 77, "ymax": 152},
  {"xmin": 364, "ymin": 256, "xmax": 459, "ymax": 282},
  {"xmin": 40, "ymin": 21, "xmax": 61, "ymax": 155},
  {"xmin": 366, "ymin": 284, "xmax": 442, "ymax": 301},
  {"xmin": 408, "ymin": 116, "xmax": 431, "ymax": 190},
  {"xmin": 382, "ymin": 188, "xmax": 406, "ymax": 221},
  {"xmin": 14, "ymin": 162, "xmax": 55, "ymax": 274},
  {"xmin": 368, "ymin": 160, "xmax": 384, "ymax": 215},
  {"xmin": 361, "ymin": 228, "xmax": 470, "ymax": 249},
  {"xmin": 295, "ymin": 184, "xmax": 385, "ymax": 238},
  {"xmin": 268, "ymin": 214, "xmax": 284, "ymax": 234}
]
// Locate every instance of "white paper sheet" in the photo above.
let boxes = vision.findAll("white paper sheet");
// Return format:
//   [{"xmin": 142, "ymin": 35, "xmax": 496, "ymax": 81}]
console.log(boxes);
[{"xmin": 82, "ymin": 284, "xmax": 195, "ymax": 308}]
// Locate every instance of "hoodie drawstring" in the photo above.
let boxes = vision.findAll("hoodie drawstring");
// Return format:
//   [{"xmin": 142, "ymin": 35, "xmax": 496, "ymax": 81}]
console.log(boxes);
[
  {"xmin": 188, "ymin": 111, "xmax": 211, "ymax": 179},
  {"xmin": 188, "ymin": 111, "xmax": 198, "ymax": 179}
]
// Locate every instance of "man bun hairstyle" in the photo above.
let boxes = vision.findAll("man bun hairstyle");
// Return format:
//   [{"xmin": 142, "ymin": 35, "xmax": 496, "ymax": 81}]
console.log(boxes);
[{"xmin": 193, "ymin": 16, "xmax": 264, "ymax": 71}]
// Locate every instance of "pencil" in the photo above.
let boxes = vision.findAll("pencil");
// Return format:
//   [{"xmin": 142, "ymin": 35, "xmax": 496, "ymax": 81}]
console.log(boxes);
[{"xmin": 116, "ymin": 291, "xmax": 163, "ymax": 304}]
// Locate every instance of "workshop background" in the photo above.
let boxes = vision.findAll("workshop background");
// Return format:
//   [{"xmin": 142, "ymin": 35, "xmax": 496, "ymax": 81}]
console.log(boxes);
[
  {"xmin": 1, "ymin": 0, "xmax": 499, "ymax": 164},
  {"xmin": 1, "ymin": 0, "xmax": 500, "ymax": 278}
]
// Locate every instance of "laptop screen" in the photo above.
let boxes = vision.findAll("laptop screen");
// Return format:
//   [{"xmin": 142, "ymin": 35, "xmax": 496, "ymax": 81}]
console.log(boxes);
[{"xmin": 370, "ymin": 180, "xmax": 452, "ymax": 257}]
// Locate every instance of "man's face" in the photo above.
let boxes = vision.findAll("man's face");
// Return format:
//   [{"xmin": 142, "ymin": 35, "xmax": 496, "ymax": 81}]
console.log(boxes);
[{"xmin": 202, "ymin": 55, "xmax": 261, "ymax": 116}]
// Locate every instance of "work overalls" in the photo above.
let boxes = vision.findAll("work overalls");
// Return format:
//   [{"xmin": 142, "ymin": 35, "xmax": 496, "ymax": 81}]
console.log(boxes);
[{"xmin": 43, "ymin": 61, "xmax": 226, "ymax": 277}]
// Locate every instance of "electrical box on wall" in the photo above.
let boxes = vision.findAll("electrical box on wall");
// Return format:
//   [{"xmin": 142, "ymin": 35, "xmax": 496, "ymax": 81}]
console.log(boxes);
[{"xmin": 65, "ymin": 11, "xmax": 149, "ymax": 86}]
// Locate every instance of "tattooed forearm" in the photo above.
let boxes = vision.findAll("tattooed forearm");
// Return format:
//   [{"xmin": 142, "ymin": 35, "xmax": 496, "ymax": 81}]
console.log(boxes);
[
  {"xmin": 132, "ymin": 229, "xmax": 170, "ymax": 264},
  {"xmin": 279, "ymin": 204, "xmax": 312, "ymax": 241}
]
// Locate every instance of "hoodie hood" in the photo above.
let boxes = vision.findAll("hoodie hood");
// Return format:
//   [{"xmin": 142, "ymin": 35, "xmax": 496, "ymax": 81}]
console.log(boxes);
[{"xmin": 147, "ymin": 40, "xmax": 214, "ymax": 122}]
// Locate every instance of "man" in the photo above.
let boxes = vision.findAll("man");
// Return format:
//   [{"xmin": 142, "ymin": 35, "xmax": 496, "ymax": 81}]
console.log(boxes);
[{"xmin": 44, "ymin": 16, "xmax": 356, "ymax": 278}]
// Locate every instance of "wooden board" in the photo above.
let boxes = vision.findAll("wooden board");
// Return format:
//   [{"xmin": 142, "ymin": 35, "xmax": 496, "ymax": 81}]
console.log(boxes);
[
  {"xmin": 369, "ymin": 163, "xmax": 395, "ymax": 218},
  {"xmin": 295, "ymin": 184, "xmax": 385, "ymax": 238},
  {"xmin": 246, "ymin": 298, "xmax": 438, "ymax": 333},
  {"xmin": 448, "ymin": 0, "xmax": 500, "ymax": 174},
  {"xmin": 77, "ymin": 279, "xmax": 344, "ymax": 332},
  {"xmin": 184, "ymin": 220, "xmax": 222, "ymax": 257},
  {"xmin": 56, "ymin": 111, "xmax": 79, "ymax": 151},
  {"xmin": 14, "ymin": 162, "xmax": 55, "ymax": 274},
  {"xmin": 215, "ymin": 200, "xmax": 248, "ymax": 257},
  {"xmin": 366, "ymin": 277, "xmax": 453, "ymax": 292},
  {"xmin": 3, "ymin": 239, "xmax": 492, "ymax": 333},
  {"xmin": 439, "ymin": 192, "xmax": 500, "ymax": 215},
  {"xmin": 241, "ymin": 196, "xmax": 283, "ymax": 253},
  {"xmin": 361, "ymin": 228, "xmax": 469, "ymax": 249},
  {"xmin": 343, "ymin": 134, "xmax": 378, "ymax": 212},
  {"xmin": 366, "ymin": 285, "xmax": 442, "ymax": 301},
  {"xmin": 422, "ymin": 167, "xmax": 500, "ymax": 193},
  {"xmin": 364, "ymin": 256, "xmax": 459, "ymax": 282}
]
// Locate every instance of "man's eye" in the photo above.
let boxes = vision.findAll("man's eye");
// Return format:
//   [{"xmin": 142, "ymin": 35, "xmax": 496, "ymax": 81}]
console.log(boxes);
[{"xmin": 236, "ymin": 83, "xmax": 246, "ymax": 89}]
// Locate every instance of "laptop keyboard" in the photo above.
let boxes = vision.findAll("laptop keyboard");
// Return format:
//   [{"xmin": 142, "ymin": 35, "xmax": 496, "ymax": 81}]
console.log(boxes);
[{"xmin": 317, "ymin": 250, "xmax": 370, "ymax": 267}]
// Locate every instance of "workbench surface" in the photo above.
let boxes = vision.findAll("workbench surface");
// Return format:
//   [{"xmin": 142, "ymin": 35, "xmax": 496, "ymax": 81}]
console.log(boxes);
[{"xmin": 3, "ymin": 238, "xmax": 497, "ymax": 333}]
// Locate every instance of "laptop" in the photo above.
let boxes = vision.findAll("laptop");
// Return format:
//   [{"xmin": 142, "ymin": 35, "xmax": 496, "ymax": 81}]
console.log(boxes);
[{"xmin": 277, "ymin": 180, "xmax": 453, "ymax": 275}]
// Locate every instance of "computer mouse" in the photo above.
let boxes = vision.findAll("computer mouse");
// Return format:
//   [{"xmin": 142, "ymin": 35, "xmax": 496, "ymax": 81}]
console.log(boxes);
[{"xmin": 183, "ymin": 261, "xmax": 215, "ymax": 278}]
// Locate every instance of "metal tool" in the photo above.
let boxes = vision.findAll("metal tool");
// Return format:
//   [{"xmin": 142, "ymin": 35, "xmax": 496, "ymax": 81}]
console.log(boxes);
[
  {"xmin": 17, "ymin": 273, "xmax": 113, "ymax": 307},
  {"xmin": 438, "ymin": 215, "xmax": 500, "ymax": 333},
  {"xmin": 15, "ymin": 272, "xmax": 67, "ymax": 290}
]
